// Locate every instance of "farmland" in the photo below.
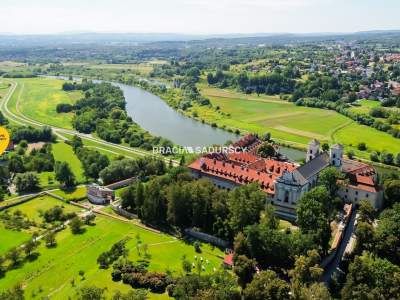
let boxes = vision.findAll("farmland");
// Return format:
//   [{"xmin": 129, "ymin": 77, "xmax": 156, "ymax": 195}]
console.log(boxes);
[
  {"xmin": 196, "ymin": 86, "xmax": 400, "ymax": 158},
  {"xmin": 8, "ymin": 77, "xmax": 82, "ymax": 129},
  {"xmin": 0, "ymin": 196, "xmax": 224, "ymax": 300}
]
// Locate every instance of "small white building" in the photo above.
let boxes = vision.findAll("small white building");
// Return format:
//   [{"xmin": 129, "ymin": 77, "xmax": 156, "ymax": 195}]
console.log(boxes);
[{"xmin": 87, "ymin": 184, "xmax": 115, "ymax": 205}]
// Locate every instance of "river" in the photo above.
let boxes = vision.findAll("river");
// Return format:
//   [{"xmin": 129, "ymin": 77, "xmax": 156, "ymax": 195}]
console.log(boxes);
[{"xmin": 46, "ymin": 75, "xmax": 306, "ymax": 160}]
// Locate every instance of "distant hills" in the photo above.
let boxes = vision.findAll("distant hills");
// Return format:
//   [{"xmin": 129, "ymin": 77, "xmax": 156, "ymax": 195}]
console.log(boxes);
[{"xmin": 0, "ymin": 30, "xmax": 400, "ymax": 48}]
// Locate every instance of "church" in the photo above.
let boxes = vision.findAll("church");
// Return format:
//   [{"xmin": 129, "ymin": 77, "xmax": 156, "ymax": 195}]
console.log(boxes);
[{"xmin": 189, "ymin": 135, "xmax": 383, "ymax": 221}]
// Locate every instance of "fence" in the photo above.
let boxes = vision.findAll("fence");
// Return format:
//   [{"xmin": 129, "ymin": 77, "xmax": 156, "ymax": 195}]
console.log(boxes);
[
  {"xmin": 184, "ymin": 228, "xmax": 229, "ymax": 248},
  {"xmin": 110, "ymin": 204, "xmax": 138, "ymax": 219},
  {"xmin": 0, "ymin": 193, "xmax": 44, "ymax": 211},
  {"xmin": 105, "ymin": 177, "xmax": 136, "ymax": 190}
]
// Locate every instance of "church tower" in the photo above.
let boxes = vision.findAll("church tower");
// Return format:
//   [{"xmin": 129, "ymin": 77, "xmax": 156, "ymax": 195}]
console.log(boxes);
[
  {"xmin": 330, "ymin": 144, "xmax": 343, "ymax": 168},
  {"xmin": 306, "ymin": 139, "xmax": 320, "ymax": 162}
]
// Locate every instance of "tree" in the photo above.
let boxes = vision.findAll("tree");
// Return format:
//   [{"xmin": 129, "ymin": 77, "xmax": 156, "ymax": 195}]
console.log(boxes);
[
  {"xmin": 299, "ymin": 283, "xmax": 331, "ymax": 300},
  {"xmin": 182, "ymin": 256, "xmax": 192, "ymax": 274},
  {"xmin": 259, "ymin": 204, "xmax": 279, "ymax": 230},
  {"xmin": 71, "ymin": 135, "xmax": 83, "ymax": 152},
  {"xmin": 381, "ymin": 151, "xmax": 394, "ymax": 165},
  {"xmin": 322, "ymin": 143, "xmax": 330, "ymax": 152},
  {"xmin": 44, "ymin": 231, "xmax": 57, "ymax": 247},
  {"xmin": 318, "ymin": 166, "xmax": 343, "ymax": 198},
  {"xmin": 289, "ymin": 250, "xmax": 323, "ymax": 285},
  {"xmin": 374, "ymin": 203, "xmax": 400, "ymax": 264},
  {"xmin": 354, "ymin": 221, "xmax": 374, "ymax": 254},
  {"xmin": 228, "ymin": 183, "xmax": 265, "ymax": 236},
  {"xmin": 341, "ymin": 252, "xmax": 400, "ymax": 300},
  {"xmin": 384, "ymin": 180, "xmax": 400, "ymax": 207},
  {"xmin": 289, "ymin": 250, "xmax": 324, "ymax": 299},
  {"xmin": 83, "ymin": 213, "xmax": 96, "ymax": 225},
  {"xmin": 6, "ymin": 248, "xmax": 21, "ymax": 266},
  {"xmin": 70, "ymin": 216, "xmax": 84, "ymax": 234},
  {"xmin": 243, "ymin": 270, "xmax": 290, "ymax": 300},
  {"xmin": 24, "ymin": 237, "xmax": 39, "ymax": 257},
  {"xmin": 8, "ymin": 155, "xmax": 25, "ymax": 173},
  {"xmin": 55, "ymin": 161, "xmax": 76, "ymax": 187},
  {"xmin": 233, "ymin": 255, "xmax": 255, "ymax": 289},
  {"xmin": 0, "ymin": 284, "xmax": 24, "ymax": 300},
  {"xmin": 77, "ymin": 286, "xmax": 106, "ymax": 300},
  {"xmin": 358, "ymin": 200, "xmax": 376, "ymax": 223},
  {"xmin": 296, "ymin": 187, "xmax": 331, "ymax": 253},
  {"xmin": 112, "ymin": 290, "xmax": 147, "ymax": 300},
  {"xmin": 14, "ymin": 172, "xmax": 39, "ymax": 193},
  {"xmin": 257, "ymin": 142, "xmax": 276, "ymax": 158}
]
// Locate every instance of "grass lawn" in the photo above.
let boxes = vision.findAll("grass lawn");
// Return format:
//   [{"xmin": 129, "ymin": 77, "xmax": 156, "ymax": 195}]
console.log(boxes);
[
  {"xmin": 52, "ymin": 186, "xmax": 87, "ymax": 201},
  {"xmin": 0, "ymin": 223, "xmax": 31, "ymax": 256},
  {"xmin": 52, "ymin": 142, "xmax": 85, "ymax": 183},
  {"xmin": 9, "ymin": 78, "xmax": 82, "ymax": 129},
  {"xmin": 0, "ymin": 210, "xmax": 223, "ymax": 299},
  {"xmin": 0, "ymin": 81, "xmax": 11, "ymax": 99},
  {"xmin": 349, "ymin": 99, "xmax": 381, "ymax": 114},
  {"xmin": 8, "ymin": 195, "xmax": 83, "ymax": 224},
  {"xmin": 198, "ymin": 86, "xmax": 400, "ymax": 158},
  {"xmin": 198, "ymin": 86, "xmax": 350, "ymax": 145}
]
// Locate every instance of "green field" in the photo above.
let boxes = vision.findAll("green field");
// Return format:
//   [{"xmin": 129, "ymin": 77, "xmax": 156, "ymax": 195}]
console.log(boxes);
[
  {"xmin": 0, "ymin": 197, "xmax": 224, "ymax": 299},
  {"xmin": 52, "ymin": 142, "xmax": 85, "ymax": 183},
  {"xmin": 9, "ymin": 78, "xmax": 82, "ymax": 129},
  {"xmin": 0, "ymin": 223, "xmax": 31, "ymax": 256},
  {"xmin": 349, "ymin": 99, "xmax": 381, "ymax": 114},
  {"xmin": 197, "ymin": 86, "xmax": 400, "ymax": 157},
  {"xmin": 7, "ymin": 195, "xmax": 83, "ymax": 224},
  {"xmin": 52, "ymin": 186, "xmax": 87, "ymax": 201},
  {"xmin": 0, "ymin": 81, "xmax": 11, "ymax": 99}
]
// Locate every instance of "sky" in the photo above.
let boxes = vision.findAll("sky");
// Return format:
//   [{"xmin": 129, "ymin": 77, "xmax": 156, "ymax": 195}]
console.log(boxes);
[{"xmin": 1, "ymin": 0, "xmax": 400, "ymax": 35}]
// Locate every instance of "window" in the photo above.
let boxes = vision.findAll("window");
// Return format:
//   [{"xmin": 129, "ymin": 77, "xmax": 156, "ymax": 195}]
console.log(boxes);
[
  {"xmin": 310, "ymin": 150, "xmax": 313, "ymax": 154},
  {"xmin": 355, "ymin": 191, "xmax": 358, "ymax": 195},
  {"xmin": 284, "ymin": 191, "xmax": 289, "ymax": 203},
  {"xmin": 346, "ymin": 189, "xmax": 348, "ymax": 193},
  {"xmin": 366, "ymin": 193, "xmax": 369, "ymax": 198}
]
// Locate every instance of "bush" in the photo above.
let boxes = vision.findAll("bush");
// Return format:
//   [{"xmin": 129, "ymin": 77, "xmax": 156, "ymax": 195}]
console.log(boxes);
[
  {"xmin": 14, "ymin": 172, "xmax": 39, "ymax": 193},
  {"xmin": 357, "ymin": 142, "xmax": 367, "ymax": 151},
  {"xmin": 194, "ymin": 241, "xmax": 202, "ymax": 253}
]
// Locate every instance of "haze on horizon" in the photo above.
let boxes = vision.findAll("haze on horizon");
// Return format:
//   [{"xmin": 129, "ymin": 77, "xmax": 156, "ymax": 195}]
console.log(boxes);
[{"xmin": 1, "ymin": 0, "xmax": 399, "ymax": 35}]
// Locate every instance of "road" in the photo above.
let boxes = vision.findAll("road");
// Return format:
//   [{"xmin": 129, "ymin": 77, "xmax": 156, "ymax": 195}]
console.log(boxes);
[
  {"xmin": 1, "ymin": 80, "xmax": 179, "ymax": 165},
  {"xmin": 322, "ymin": 207, "xmax": 357, "ymax": 283}
]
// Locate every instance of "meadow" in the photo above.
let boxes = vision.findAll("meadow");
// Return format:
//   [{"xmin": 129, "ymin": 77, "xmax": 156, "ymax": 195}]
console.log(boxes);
[
  {"xmin": 9, "ymin": 78, "xmax": 82, "ymax": 129},
  {"xmin": 52, "ymin": 141, "xmax": 85, "ymax": 183},
  {"xmin": 7, "ymin": 195, "xmax": 83, "ymax": 223},
  {"xmin": 0, "ymin": 81, "xmax": 11, "ymax": 99},
  {"xmin": 0, "ymin": 223, "xmax": 31, "ymax": 256},
  {"xmin": 197, "ymin": 86, "xmax": 400, "ymax": 158},
  {"xmin": 0, "ymin": 196, "xmax": 224, "ymax": 300}
]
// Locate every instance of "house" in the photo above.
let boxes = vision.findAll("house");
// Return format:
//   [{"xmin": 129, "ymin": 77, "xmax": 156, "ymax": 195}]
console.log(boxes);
[
  {"xmin": 87, "ymin": 184, "xmax": 115, "ymax": 205},
  {"xmin": 189, "ymin": 136, "xmax": 383, "ymax": 221},
  {"xmin": 223, "ymin": 253, "xmax": 234, "ymax": 268},
  {"xmin": 389, "ymin": 80, "xmax": 400, "ymax": 96}
]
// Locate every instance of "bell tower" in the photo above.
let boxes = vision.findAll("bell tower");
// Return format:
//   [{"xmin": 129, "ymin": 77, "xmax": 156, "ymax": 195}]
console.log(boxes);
[
  {"xmin": 330, "ymin": 144, "xmax": 343, "ymax": 168},
  {"xmin": 306, "ymin": 139, "xmax": 320, "ymax": 162}
]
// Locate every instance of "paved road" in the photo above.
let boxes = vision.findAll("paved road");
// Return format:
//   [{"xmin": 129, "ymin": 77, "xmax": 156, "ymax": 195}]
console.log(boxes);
[
  {"xmin": 1, "ymin": 80, "xmax": 179, "ymax": 165},
  {"xmin": 323, "ymin": 207, "xmax": 357, "ymax": 283}
]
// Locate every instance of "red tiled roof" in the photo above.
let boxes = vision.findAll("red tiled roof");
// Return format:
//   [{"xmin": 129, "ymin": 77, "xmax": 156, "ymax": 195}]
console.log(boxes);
[
  {"xmin": 188, "ymin": 155, "xmax": 297, "ymax": 195},
  {"xmin": 223, "ymin": 254, "xmax": 234, "ymax": 266},
  {"xmin": 346, "ymin": 182, "xmax": 378, "ymax": 193},
  {"xmin": 355, "ymin": 175, "xmax": 375, "ymax": 186}
]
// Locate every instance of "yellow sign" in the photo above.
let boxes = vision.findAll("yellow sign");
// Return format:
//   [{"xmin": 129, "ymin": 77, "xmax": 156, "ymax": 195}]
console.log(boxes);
[{"xmin": 0, "ymin": 127, "xmax": 10, "ymax": 155}]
